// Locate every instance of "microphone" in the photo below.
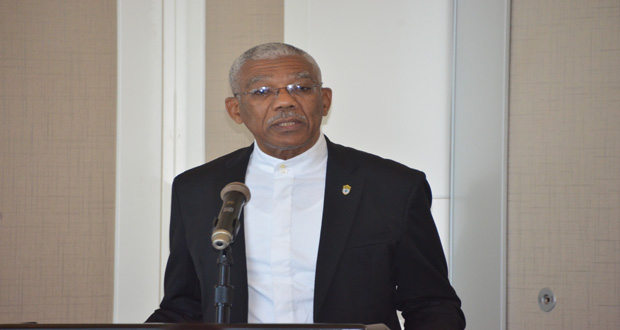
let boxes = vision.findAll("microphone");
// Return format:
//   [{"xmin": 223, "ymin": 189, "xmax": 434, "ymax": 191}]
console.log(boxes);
[{"xmin": 211, "ymin": 182, "xmax": 251, "ymax": 250}]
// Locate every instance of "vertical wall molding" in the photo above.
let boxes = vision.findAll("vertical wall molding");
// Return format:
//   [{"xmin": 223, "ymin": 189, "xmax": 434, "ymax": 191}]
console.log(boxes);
[
  {"xmin": 450, "ymin": 0, "xmax": 510, "ymax": 329},
  {"xmin": 115, "ymin": 0, "xmax": 205, "ymax": 322}
]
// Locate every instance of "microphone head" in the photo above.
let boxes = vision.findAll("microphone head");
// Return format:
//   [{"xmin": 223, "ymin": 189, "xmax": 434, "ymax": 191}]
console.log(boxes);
[
  {"xmin": 220, "ymin": 182, "xmax": 251, "ymax": 202},
  {"xmin": 211, "ymin": 230, "xmax": 233, "ymax": 250}
]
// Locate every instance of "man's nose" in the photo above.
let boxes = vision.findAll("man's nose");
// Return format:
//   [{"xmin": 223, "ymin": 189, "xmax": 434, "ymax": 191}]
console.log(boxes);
[{"xmin": 272, "ymin": 86, "xmax": 297, "ymax": 108}]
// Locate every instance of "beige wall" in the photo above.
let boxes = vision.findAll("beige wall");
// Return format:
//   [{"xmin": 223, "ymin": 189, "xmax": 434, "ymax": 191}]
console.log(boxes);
[
  {"xmin": 0, "ymin": 0, "xmax": 117, "ymax": 323},
  {"xmin": 508, "ymin": 0, "xmax": 620, "ymax": 329},
  {"xmin": 204, "ymin": 0, "xmax": 284, "ymax": 161}
]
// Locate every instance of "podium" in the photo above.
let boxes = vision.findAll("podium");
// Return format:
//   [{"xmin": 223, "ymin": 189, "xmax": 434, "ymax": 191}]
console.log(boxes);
[{"xmin": 0, "ymin": 324, "xmax": 389, "ymax": 330}]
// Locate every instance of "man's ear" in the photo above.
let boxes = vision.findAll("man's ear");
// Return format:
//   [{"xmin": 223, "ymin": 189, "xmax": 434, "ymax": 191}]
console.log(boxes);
[
  {"xmin": 321, "ymin": 88, "xmax": 332, "ymax": 116},
  {"xmin": 225, "ymin": 97, "xmax": 243, "ymax": 124}
]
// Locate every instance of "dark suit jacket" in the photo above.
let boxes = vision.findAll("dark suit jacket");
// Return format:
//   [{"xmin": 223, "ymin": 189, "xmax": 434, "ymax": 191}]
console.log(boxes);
[{"xmin": 147, "ymin": 138, "xmax": 465, "ymax": 330}]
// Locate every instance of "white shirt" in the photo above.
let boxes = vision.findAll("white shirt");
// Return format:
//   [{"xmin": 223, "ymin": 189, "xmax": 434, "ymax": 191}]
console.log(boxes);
[{"xmin": 243, "ymin": 134, "xmax": 328, "ymax": 323}]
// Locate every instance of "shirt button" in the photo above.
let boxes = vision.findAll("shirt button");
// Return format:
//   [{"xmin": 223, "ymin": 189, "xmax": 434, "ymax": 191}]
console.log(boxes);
[{"xmin": 279, "ymin": 164, "xmax": 288, "ymax": 174}]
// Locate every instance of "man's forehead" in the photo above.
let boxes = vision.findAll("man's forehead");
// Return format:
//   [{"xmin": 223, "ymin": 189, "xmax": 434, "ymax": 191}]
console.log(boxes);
[
  {"xmin": 245, "ymin": 72, "xmax": 313, "ymax": 86},
  {"xmin": 240, "ymin": 55, "xmax": 316, "ymax": 82}
]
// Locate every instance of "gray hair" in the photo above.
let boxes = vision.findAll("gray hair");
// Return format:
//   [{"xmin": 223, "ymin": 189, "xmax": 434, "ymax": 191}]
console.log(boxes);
[{"xmin": 229, "ymin": 42, "xmax": 322, "ymax": 94}]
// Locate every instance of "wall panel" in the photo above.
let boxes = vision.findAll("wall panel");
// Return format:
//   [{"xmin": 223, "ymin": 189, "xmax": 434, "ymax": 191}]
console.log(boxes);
[
  {"xmin": 508, "ymin": 0, "xmax": 620, "ymax": 329},
  {"xmin": 0, "ymin": 0, "xmax": 117, "ymax": 323},
  {"xmin": 205, "ymin": 0, "xmax": 284, "ymax": 161}
]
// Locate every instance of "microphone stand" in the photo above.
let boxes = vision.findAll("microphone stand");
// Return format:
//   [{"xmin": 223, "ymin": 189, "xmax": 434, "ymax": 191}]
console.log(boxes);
[
  {"xmin": 214, "ymin": 246, "xmax": 234, "ymax": 323},
  {"xmin": 212, "ymin": 182, "xmax": 250, "ymax": 323}
]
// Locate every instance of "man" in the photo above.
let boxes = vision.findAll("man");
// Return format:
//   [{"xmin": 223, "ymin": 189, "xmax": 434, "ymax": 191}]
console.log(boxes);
[{"xmin": 147, "ymin": 43, "xmax": 465, "ymax": 330}]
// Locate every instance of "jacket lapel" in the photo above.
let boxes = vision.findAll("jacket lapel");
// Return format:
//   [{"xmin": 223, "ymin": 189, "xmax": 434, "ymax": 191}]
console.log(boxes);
[{"xmin": 313, "ymin": 139, "xmax": 365, "ymax": 317}]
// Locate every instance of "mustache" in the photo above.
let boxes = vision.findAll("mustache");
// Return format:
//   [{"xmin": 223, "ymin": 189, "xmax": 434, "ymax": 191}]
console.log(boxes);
[{"xmin": 267, "ymin": 110, "xmax": 307, "ymax": 125}]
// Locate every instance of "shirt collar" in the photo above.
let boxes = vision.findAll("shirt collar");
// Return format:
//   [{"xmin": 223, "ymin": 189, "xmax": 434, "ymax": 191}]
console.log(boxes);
[{"xmin": 250, "ymin": 134, "xmax": 328, "ymax": 172}]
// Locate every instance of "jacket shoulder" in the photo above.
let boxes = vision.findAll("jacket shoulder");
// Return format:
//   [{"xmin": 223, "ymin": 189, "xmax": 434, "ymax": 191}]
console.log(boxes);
[
  {"xmin": 174, "ymin": 145, "xmax": 253, "ymax": 187},
  {"xmin": 327, "ymin": 139, "xmax": 425, "ymax": 178}
]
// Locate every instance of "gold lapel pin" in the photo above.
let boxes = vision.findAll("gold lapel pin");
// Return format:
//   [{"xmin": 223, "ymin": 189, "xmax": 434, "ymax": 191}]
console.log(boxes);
[{"xmin": 342, "ymin": 184, "xmax": 351, "ymax": 195}]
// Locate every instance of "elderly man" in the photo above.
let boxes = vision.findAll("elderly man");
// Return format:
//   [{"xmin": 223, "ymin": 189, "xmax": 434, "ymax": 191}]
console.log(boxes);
[{"xmin": 147, "ymin": 43, "xmax": 465, "ymax": 330}]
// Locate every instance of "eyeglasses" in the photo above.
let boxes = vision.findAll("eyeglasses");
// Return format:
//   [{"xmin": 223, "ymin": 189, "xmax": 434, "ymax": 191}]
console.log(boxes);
[{"xmin": 234, "ymin": 83, "xmax": 323, "ymax": 101}]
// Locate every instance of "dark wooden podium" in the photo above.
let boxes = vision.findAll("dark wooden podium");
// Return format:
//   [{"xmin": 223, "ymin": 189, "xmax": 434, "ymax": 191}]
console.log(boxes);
[{"xmin": 0, "ymin": 323, "xmax": 389, "ymax": 330}]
